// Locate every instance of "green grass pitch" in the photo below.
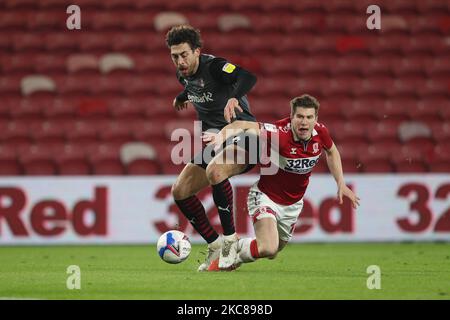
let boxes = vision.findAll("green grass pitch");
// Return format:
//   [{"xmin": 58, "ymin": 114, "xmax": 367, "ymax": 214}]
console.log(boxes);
[{"xmin": 0, "ymin": 243, "xmax": 449, "ymax": 300}]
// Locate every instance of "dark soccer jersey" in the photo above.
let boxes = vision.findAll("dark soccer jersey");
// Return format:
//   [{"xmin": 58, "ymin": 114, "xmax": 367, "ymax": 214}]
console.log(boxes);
[{"xmin": 176, "ymin": 54, "xmax": 256, "ymax": 131}]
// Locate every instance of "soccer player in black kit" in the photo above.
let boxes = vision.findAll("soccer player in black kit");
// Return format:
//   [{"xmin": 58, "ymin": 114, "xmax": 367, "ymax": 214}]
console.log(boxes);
[{"xmin": 166, "ymin": 25, "xmax": 258, "ymax": 271}]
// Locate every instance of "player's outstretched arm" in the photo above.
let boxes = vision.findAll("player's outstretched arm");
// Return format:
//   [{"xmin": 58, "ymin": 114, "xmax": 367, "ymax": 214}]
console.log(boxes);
[
  {"xmin": 202, "ymin": 121, "xmax": 260, "ymax": 150},
  {"xmin": 324, "ymin": 143, "xmax": 360, "ymax": 209}
]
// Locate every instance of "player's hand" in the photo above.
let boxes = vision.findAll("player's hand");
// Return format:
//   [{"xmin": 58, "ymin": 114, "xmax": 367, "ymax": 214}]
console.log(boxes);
[
  {"xmin": 338, "ymin": 184, "xmax": 360, "ymax": 209},
  {"xmin": 202, "ymin": 131, "xmax": 223, "ymax": 151},
  {"xmin": 173, "ymin": 98, "xmax": 190, "ymax": 111},
  {"xmin": 224, "ymin": 98, "xmax": 243, "ymax": 123}
]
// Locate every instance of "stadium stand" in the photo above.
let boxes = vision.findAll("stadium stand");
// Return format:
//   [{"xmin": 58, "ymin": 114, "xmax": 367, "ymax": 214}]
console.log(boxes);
[{"xmin": 0, "ymin": 0, "xmax": 448, "ymax": 175}]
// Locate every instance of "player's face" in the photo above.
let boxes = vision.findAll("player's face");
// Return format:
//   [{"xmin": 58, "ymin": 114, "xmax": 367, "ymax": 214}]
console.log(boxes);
[
  {"xmin": 170, "ymin": 43, "xmax": 200, "ymax": 77},
  {"xmin": 290, "ymin": 107, "xmax": 317, "ymax": 141}
]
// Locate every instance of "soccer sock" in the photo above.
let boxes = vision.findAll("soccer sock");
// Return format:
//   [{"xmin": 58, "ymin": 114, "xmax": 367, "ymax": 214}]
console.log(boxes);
[
  {"xmin": 175, "ymin": 196, "xmax": 219, "ymax": 244},
  {"xmin": 212, "ymin": 179, "xmax": 235, "ymax": 236},
  {"xmin": 236, "ymin": 238, "xmax": 257, "ymax": 263}
]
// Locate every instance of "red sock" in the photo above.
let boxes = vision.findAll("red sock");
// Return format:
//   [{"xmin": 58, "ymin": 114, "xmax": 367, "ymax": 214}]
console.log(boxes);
[{"xmin": 250, "ymin": 239, "xmax": 260, "ymax": 259}]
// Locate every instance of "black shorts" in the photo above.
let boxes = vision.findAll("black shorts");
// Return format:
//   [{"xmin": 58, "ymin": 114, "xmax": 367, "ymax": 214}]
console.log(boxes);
[{"xmin": 191, "ymin": 131, "xmax": 260, "ymax": 173}]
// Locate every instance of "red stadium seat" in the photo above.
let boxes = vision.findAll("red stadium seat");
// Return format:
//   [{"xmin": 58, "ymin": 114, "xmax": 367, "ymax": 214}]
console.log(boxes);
[
  {"xmin": 9, "ymin": 98, "xmax": 45, "ymax": 120},
  {"xmin": 32, "ymin": 121, "xmax": 66, "ymax": 145},
  {"xmin": 77, "ymin": 32, "xmax": 114, "ymax": 52},
  {"xmin": 389, "ymin": 76, "xmax": 428, "ymax": 97},
  {"xmin": 428, "ymin": 161, "xmax": 450, "ymax": 173},
  {"xmin": 103, "ymin": 0, "xmax": 136, "ymax": 10},
  {"xmin": 416, "ymin": 0, "xmax": 449, "ymax": 14},
  {"xmin": 1, "ymin": 53, "xmax": 36, "ymax": 74},
  {"xmin": 43, "ymin": 98, "xmax": 77, "ymax": 120},
  {"xmin": 20, "ymin": 145, "xmax": 58, "ymax": 175},
  {"xmin": 4, "ymin": 121, "xmax": 32, "ymax": 145},
  {"xmin": 98, "ymin": 122, "xmax": 134, "ymax": 144},
  {"xmin": 45, "ymin": 32, "xmax": 81, "ymax": 52},
  {"xmin": 55, "ymin": 143, "xmax": 91, "ymax": 175},
  {"xmin": 359, "ymin": 76, "xmax": 396, "ymax": 97},
  {"xmin": 0, "ymin": 145, "xmax": 21, "ymax": 175},
  {"xmin": 432, "ymin": 143, "xmax": 450, "ymax": 162},
  {"xmin": 230, "ymin": 0, "xmax": 263, "ymax": 13},
  {"xmin": 91, "ymin": 12, "xmax": 126, "ymax": 31},
  {"xmin": 359, "ymin": 141, "xmax": 401, "ymax": 163},
  {"xmin": 429, "ymin": 122, "xmax": 450, "ymax": 143},
  {"xmin": 342, "ymin": 160, "xmax": 363, "ymax": 173},
  {"xmin": 281, "ymin": 13, "xmax": 326, "ymax": 33},
  {"xmin": 0, "ymin": 12, "xmax": 29, "ymax": 31},
  {"xmin": 246, "ymin": 14, "xmax": 282, "ymax": 33},
  {"xmin": 123, "ymin": 12, "xmax": 158, "ymax": 31},
  {"xmin": 361, "ymin": 160, "xmax": 394, "ymax": 173},
  {"xmin": 394, "ymin": 160, "xmax": 428, "ymax": 173},
  {"xmin": 390, "ymin": 145, "xmax": 430, "ymax": 167},
  {"xmin": 90, "ymin": 143, "xmax": 126, "ymax": 175},
  {"xmin": 333, "ymin": 54, "xmax": 369, "ymax": 76},
  {"xmin": 27, "ymin": 10, "xmax": 66, "ymax": 30},
  {"xmin": 109, "ymin": 98, "xmax": 145, "ymax": 120},
  {"xmin": 378, "ymin": 99, "xmax": 412, "ymax": 123},
  {"xmin": 65, "ymin": 120, "xmax": 99, "ymax": 144},
  {"xmin": 58, "ymin": 159, "xmax": 91, "ymax": 175},
  {"xmin": 12, "ymin": 32, "xmax": 46, "ymax": 52},
  {"xmin": 127, "ymin": 159, "xmax": 161, "ymax": 175},
  {"xmin": 0, "ymin": 75, "xmax": 22, "ymax": 95},
  {"xmin": 363, "ymin": 54, "xmax": 398, "ymax": 78},
  {"xmin": 366, "ymin": 121, "xmax": 401, "ymax": 142},
  {"xmin": 160, "ymin": 162, "xmax": 186, "ymax": 175},
  {"xmin": 131, "ymin": 53, "xmax": 173, "ymax": 74},
  {"xmin": 392, "ymin": 55, "xmax": 428, "ymax": 77}
]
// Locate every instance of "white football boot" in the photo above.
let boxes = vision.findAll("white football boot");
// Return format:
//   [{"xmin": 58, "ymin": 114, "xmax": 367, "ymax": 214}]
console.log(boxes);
[
  {"xmin": 197, "ymin": 236, "xmax": 222, "ymax": 272},
  {"xmin": 218, "ymin": 233, "xmax": 239, "ymax": 269}
]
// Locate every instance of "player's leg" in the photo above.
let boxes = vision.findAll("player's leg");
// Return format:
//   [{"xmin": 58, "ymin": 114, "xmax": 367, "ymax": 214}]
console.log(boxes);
[
  {"xmin": 172, "ymin": 163, "xmax": 222, "ymax": 271},
  {"xmin": 236, "ymin": 215, "xmax": 279, "ymax": 264},
  {"xmin": 234, "ymin": 183, "xmax": 280, "ymax": 265},
  {"xmin": 267, "ymin": 239, "xmax": 288, "ymax": 260},
  {"xmin": 267, "ymin": 199, "xmax": 304, "ymax": 259},
  {"xmin": 206, "ymin": 144, "xmax": 249, "ymax": 269}
]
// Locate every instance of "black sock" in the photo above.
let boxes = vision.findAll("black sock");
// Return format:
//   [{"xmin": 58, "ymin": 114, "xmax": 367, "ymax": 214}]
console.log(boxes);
[
  {"xmin": 175, "ymin": 196, "xmax": 219, "ymax": 244},
  {"xmin": 212, "ymin": 179, "xmax": 235, "ymax": 236}
]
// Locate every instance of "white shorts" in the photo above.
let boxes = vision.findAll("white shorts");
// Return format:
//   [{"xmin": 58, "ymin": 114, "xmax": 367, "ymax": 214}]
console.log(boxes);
[{"xmin": 247, "ymin": 182, "xmax": 304, "ymax": 242}]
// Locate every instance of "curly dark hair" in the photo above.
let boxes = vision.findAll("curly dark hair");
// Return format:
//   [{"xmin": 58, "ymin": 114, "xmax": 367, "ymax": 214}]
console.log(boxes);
[
  {"xmin": 165, "ymin": 25, "xmax": 203, "ymax": 50},
  {"xmin": 290, "ymin": 94, "xmax": 320, "ymax": 116}
]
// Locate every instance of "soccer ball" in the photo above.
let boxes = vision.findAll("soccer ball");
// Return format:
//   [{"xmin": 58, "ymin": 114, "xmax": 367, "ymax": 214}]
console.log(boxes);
[{"xmin": 157, "ymin": 230, "xmax": 191, "ymax": 264}]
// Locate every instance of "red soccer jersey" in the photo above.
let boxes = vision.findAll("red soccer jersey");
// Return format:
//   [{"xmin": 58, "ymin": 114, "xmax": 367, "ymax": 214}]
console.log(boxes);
[{"xmin": 257, "ymin": 117, "xmax": 334, "ymax": 205}]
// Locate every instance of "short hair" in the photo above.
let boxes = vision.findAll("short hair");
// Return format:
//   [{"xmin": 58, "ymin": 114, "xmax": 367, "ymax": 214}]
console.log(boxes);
[
  {"xmin": 165, "ymin": 25, "xmax": 203, "ymax": 50},
  {"xmin": 290, "ymin": 94, "xmax": 320, "ymax": 116}
]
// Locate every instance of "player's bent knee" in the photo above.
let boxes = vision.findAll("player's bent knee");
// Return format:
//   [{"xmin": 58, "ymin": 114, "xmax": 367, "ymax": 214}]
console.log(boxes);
[
  {"xmin": 257, "ymin": 243, "xmax": 279, "ymax": 258},
  {"xmin": 171, "ymin": 180, "xmax": 192, "ymax": 200},
  {"xmin": 205, "ymin": 164, "xmax": 225, "ymax": 185}
]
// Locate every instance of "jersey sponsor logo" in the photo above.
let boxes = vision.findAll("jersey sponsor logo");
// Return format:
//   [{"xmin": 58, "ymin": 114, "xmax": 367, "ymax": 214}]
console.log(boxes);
[
  {"xmin": 263, "ymin": 123, "xmax": 277, "ymax": 132},
  {"xmin": 187, "ymin": 92, "xmax": 214, "ymax": 103},
  {"xmin": 222, "ymin": 63, "xmax": 236, "ymax": 74},
  {"xmin": 278, "ymin": 154, "xmax": 321, "ymax": 174}
]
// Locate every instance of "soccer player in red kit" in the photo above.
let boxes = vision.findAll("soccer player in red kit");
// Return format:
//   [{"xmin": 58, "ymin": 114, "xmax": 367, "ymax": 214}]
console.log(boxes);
[{"xmin": 202, "ymin": 94, "xmax": 360, "ymax": 270}]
